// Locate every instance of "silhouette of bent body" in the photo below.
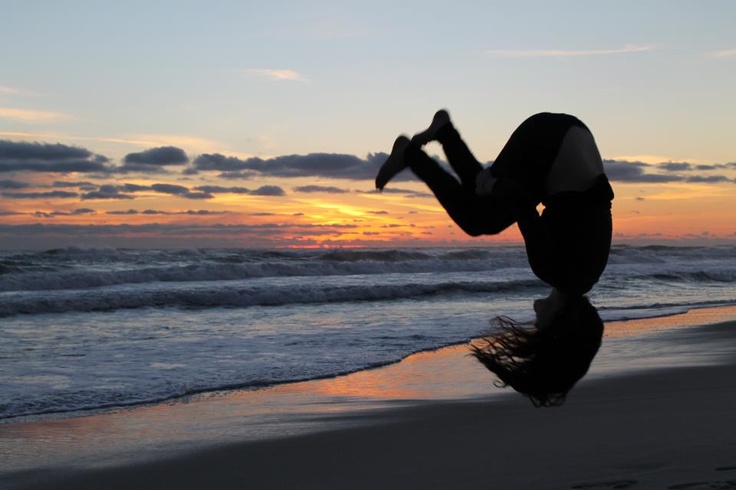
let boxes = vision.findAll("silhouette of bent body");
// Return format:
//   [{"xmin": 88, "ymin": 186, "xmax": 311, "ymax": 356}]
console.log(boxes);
[{"xmin": 376, "ymin": 111, "xmax": 614, "ymax": 406}]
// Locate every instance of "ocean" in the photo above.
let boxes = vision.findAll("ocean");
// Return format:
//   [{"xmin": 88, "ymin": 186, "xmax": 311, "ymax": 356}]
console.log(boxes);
[{"xmin": 1, "ymin": 245, "xmax": 735, "ymax": 422}]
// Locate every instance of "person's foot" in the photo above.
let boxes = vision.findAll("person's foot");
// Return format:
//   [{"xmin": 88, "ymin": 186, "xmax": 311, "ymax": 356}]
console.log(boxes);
[
  {"xmin": 411, "ymin": 109, "xmax": 451, "ymax": 146},
  {"xmin": 375, "ymin": 135, "xmax": 411, "ymax": 190}
]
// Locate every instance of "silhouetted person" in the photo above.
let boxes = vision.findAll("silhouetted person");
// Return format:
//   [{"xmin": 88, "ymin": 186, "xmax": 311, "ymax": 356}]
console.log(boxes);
[{"xmin": 376, "ymin": 110, "xmax": 613, "ymax": 406}]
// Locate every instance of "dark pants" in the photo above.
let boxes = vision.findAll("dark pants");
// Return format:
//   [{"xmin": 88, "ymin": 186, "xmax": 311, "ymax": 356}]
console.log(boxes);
[
  {"xmin": 405, "ymin": 113, "xmax": 586, "ymax": 237},
  {"xmin": 404, "ymin": 113, "xmax": 613, "ymax": 294}
]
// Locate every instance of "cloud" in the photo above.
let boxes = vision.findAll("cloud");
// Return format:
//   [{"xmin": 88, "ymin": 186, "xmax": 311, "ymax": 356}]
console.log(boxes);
[
  {"xmin": 193, "ymin": 185, "xmax": 252, "ymax": 195},
  {"xmin": 604, "ymin": 160, "xmax": 682, "ymax": 183},
  {"xmin": 0, "ymin": 179, "xmax": 30, "ymax": 189},
  {"xmin": 81, "ymin": 185, "xmax": 135, "ymax": 200},
  {"xmin": 124, "ymin": 146, "xmax": 188, "ymax": 165},
  {"xmin": 0, "ymin": 140, "xmax": 111, "ymax": 173},
  {"xmin": 52, "ymin": 180, "xmax": 97, "ymax": 190},
  {"xmin": 2, "ymin": 190, "xmax": 79, "ymax": 199},
  {"xmin": 0, "ymin": 85, "xmax": 43, "ymax": 97},
  {"xmin": 685, "ymin": 175, "xmax": 731, "ymax": 183},
  {"xmin": 0, "ymin": 86, "xmax": 21, "ymax": 95},
  {"xmin": 187, "ymin": 154, "xmax": 260, "ymax": 179},
  {"xmin": 151, "ymin": 183, "xmax": 212, "ymax": 199},
  {"xmin": 118, "ymin": 146, "xmax": 189, "ymax": 173},
  {"xmin": 250, "ymin": 185, "xmax": 286, "ymax": 196},
  {"xmin": 150, "ymin": 183, "xmax": 192, "ymax": 195},
  {"xmin": 33, "ymin": 208, "xmax": 95, "ymax": 218},
  {"xmin": 80, "ymin": 182, "xmax": 219, "ymax": 200},
  {"xmin": 293, "ymin": 185, "xmax": 350, "ymax": 194},
  {"xmin": 192, "ymin": 153, "xmax": 253, "ymax": 172},
  {"xmin": 0, "ymin": 131, "xmax": 227, "ymax": 157},
  {"xmin": 190, "ymin": 184, "xmax": 287, "ymax": 196},
  {"xmin": 216, "ymin": 171, "xmax": 258, "ymax": 179},
  {"xmin": 122, "ymin": 134, "xmax": 227, "ymax": 154},
  {"xmin": 190, "ymin": 152, "xmax": 389, "ymax": 181},
  {"xmin": 604, "ymin": 160, "xmax": 735, "ymax": 184},
  {"xmin": 659, "ymin": 162, "xmax": 692, "ymax": 172},
  {"xmin": 182, "ymin": 209, "xmax": 230, "ymax": 215},
  {"xmin": 247, "ymin": 69, "xmax": 308, "ymax": 81},
  {"xmin": 358, "ymin": 187, "xmax": 433, "ymax": 198},
  {"xmin": 0, "ymin": 107, "xmax": 73, "ymax": 122},
  {"xmin": 485, "ymin": 44, "xmax": 655, "ymax": 58},
  {"xmin": 121, "ymin": 183, "xmax": 151, "ymax": 192},
  {"xmin": 712, "ymin": 48, "xmax": 736, "ymax": 58},
  {"xmin": 106, "ymin": 209, "xmax": 229, "ymax": 216}
]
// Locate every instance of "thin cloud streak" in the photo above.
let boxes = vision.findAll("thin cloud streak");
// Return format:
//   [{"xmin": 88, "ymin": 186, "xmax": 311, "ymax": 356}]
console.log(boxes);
[
  {"xmin": 485, "ymin": 44, "xmax": 655, "ymax": 58},
  {"xmin": 712, "ymin": 48, "xmax": 736, "ymax": 58},
  {"xmin": 0, "ymin": 85, "xmax": 44, "ymax": 96},
  {"xmin": 0, "ymin": 86, "xmax": 21, "ymax": 95},
  {"xmin": 0, "ymin": 107, "xmax": 74, "ymax": 122},
  {"xmin": 247, "ymin": 69, "xmax": 308, "ymax": 81},
  {"xmin": 2, "ymin": 190, "xmax": 79, "ymax": 199},
  {"xmin": 0, "ymin": 131, "xmax": 228, "ymax": 155}
]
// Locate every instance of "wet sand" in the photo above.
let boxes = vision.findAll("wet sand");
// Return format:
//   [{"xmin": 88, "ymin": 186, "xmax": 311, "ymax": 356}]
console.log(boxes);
[{"xmin": 3, "ymin": 307, "xmax": 736, "ymax": 489}]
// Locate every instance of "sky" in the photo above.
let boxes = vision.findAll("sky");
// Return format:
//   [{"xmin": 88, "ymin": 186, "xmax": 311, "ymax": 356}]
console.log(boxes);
[{"xmin": 1, "ymin": 0, "xmax": 735, "ymax": 249}]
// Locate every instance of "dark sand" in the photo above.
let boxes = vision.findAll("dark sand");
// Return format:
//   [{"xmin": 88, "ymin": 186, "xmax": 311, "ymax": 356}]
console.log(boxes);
[{"xmin": 3, "ymin": 307, "xmax": 736, "ymax": 489}]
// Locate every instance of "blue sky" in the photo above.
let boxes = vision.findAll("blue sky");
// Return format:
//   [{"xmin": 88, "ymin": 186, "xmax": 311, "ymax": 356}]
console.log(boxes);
[
  {"xmin": 1, "ymin": 1, "xmax": 735, "ymax": 248},
  {"xmin": 3, "ymin": 0, "xmax": 735, "ymax": 163}
]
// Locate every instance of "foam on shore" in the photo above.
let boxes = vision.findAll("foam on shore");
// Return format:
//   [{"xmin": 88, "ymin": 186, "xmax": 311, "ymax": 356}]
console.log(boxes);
[{"xmin": 2, "ymin": 306, "xmax": 736, "ymax": 489}]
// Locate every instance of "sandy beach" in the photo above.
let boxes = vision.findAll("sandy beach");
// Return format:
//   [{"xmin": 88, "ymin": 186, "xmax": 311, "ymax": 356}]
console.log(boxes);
[{"xmin": 3, "ymin": 307, "xmax": 736, "ymax": 490}]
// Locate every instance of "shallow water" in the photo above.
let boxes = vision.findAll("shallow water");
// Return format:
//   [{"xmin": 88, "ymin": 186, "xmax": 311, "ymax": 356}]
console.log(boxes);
[{"xmin": 1, "ymin": 245, "xmax": 735, "ymax": 420}]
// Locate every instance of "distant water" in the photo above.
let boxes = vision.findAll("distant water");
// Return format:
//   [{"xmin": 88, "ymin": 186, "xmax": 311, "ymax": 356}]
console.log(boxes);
[{"xmin": 1, "ymin": 245, "xmax": 735, "ymax": 421}]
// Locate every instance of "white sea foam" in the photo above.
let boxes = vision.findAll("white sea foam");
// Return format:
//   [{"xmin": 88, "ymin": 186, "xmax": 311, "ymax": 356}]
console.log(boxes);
[{"xmin": 0, "ymin": 245, "xmax": 734, "ymax": 420}]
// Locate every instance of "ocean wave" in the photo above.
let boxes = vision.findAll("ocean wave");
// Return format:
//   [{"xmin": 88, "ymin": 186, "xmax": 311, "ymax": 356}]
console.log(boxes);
[
  {"xmin": 0, "ymin": 353, "xmax": 428, "ymax": 421},
  {"xmin": 647, "ymin": 271, "xmax": 736, "ymax": 283},
  {"xmin": 0, "ymin": 254, "xmax": 526, "ymax": 293},
  {"xmin": 0, "ymin": 278, "xmax": 544, "ymax": 317},
  {"xmin": 1, "ymin": 245, "xmax": 734, "ymax": 294}
]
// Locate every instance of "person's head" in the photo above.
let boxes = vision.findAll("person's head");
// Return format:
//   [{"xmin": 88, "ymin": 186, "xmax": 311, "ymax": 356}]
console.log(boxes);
[
  {"xmin": 533, "ymin": 287, "xmax": 574, "ymax": 330},
  {"xmin": 471, "ymin": 295, "xmax": 604, "ymax": 407}
]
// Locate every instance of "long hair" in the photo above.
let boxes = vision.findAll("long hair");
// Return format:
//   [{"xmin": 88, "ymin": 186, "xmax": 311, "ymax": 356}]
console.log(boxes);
[{"xmin": 471, "ymin": 296, "xmax": 604, "ymax": 407}]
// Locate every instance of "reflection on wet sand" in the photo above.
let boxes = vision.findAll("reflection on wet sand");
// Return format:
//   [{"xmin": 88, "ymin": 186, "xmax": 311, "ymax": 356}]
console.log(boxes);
[{"xmin": 3, "ymin": 306, "xmax": 736, "ymax": 479}]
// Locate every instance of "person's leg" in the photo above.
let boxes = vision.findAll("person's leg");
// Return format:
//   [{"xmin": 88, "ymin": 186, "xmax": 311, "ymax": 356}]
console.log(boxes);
[
  {"xmin": 434, "ymin": 123, "xmax": 485, "ymax": 191},
  {"xmin": 404, "ymin": 142, "xmax": 515, "ymax": 236},
  {"xmin": 413, "ymin": 110, "xmax": 484, "ymax": 191},
  {"xmin": 375, "ymin": 135, "xmax": 411, "ymax": 191},
  {"xmin": 377, "ymin": 110, "xmax": 487, "ymax": 193}
]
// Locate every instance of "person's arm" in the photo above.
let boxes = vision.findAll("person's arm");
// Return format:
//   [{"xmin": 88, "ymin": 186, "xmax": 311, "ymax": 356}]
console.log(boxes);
[
  {"xmin": 493, "ymin": 178, "xmax": 567, "ymax": 290},
  {"xmin": 513, "ymin": 202, "xmax": 560, "ymax": 286}
]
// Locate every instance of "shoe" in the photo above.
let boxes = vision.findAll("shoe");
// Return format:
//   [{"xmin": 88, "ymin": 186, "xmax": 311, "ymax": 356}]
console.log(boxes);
[
  {"xmin": 411, "ymin": 109, "xmax": 451, "ymax": 146},
  {"xmin": 375, "ymin": 135, "xmax": 411, "ymax": 190}
]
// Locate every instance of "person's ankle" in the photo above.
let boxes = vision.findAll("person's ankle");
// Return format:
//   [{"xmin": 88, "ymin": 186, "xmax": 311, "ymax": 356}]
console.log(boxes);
[
  {"xmin": 412, "ymin": 109, "xmax": 451, "ymax": 146},
  {"xmin": 434, "ymin": 121, "xmax": 456, "ymax": 145},
  {"xmin": 375, "ymin": 135, "xmax": 411, "ymax": 190}
]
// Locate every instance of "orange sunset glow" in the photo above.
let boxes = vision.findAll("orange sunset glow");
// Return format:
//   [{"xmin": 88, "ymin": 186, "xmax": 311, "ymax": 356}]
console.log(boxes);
[
  {"xmin": 1, "ymin": 163, "xmax": 736, "ymax": 249},
  {"xmin": 2, "ymin": 2, "xmax": 735, "ymax": 250}
]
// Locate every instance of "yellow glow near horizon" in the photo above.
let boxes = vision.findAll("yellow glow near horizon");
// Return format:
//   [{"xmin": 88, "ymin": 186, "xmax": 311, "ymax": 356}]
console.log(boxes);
[{"xmin": 2, "ymin": 170, "xmax": 735, "ymax": 248}]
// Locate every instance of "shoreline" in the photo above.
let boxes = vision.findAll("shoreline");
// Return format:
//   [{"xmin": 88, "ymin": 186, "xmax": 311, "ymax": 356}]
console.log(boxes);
[
  {"xmin": 4, "ymin": 304, "xmax": 735, "ymax": 426},
  {"xmin": 2, "ymin": 305, "xmax": 736, "ymax": 489}
]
